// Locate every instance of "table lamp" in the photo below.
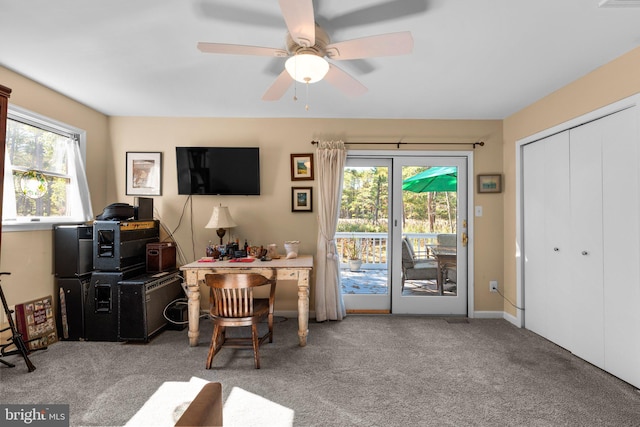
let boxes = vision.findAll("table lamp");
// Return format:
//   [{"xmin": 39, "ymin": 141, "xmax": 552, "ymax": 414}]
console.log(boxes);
[{"xmin": 205, "ymin": 205, "xmax": 237, "ymax": 245}]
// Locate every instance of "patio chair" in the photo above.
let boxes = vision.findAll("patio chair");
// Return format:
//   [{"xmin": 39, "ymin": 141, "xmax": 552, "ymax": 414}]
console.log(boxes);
[
  {"xmin": 401, "ymin": 237, "xmax": 438, "ymax": 291},
  {"xmin": 436, "ymin": 234, "xmax": 457, "ymax": 286},
  {"xmin": 205, "ymin": 273, "xmax": 276, "ymax": 369}
]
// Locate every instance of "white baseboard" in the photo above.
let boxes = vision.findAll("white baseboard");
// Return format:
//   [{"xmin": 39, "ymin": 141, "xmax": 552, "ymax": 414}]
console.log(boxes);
[
  {"xmin": 473, "ymin": 310, "xmax": 521, "ymax": 327},
  {"xmin": 503, "ymin": 311, "xmax": 520, "ymax": 327},
  {"xmin": 473, "ymin": 311, "xmax": 504, "ymax": 319}
]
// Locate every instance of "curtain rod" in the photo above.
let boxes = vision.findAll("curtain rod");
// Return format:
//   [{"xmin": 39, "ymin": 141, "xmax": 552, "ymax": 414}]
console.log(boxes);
[{"xmin": 310, "ymin": 140, "xmax": 484, "ymax": 149}]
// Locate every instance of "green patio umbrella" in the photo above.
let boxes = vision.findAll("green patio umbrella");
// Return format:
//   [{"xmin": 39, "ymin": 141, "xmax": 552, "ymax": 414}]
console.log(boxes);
[{"xmin": 402, "ymin": 166, "xmax": 457, "ymax": 193}]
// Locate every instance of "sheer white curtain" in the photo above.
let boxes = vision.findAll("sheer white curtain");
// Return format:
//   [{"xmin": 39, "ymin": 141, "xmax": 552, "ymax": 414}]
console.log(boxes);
[{"xmin": 315, "ymin": 140, "xmax": 346, "ymax": 321}]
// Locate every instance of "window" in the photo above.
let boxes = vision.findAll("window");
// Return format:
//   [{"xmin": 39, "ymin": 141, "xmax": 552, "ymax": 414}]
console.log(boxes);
[{"xmin": 2, "ymin": 106, "xmax": 93, "ymax": 230}]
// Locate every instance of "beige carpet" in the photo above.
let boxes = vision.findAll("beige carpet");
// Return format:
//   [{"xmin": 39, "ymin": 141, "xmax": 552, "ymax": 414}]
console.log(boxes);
[{"xmin": 1, "ymin": 316, "xmax": 639, "ymax": 426}]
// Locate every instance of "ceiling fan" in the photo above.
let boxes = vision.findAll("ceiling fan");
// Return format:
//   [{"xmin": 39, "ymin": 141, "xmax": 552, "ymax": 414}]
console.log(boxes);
[{"xmin": 197, "ymin": 0, "xmax": 414, "ymax": 101}]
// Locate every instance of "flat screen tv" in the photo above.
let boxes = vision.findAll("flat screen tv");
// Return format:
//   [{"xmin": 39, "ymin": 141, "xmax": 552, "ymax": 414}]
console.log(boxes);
[{"xmin": 176, "ymin": 147, "xmax": 260, "ymax": 195}]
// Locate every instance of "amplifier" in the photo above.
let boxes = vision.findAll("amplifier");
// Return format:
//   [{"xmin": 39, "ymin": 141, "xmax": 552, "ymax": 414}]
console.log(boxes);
[
  {"xmin": 84, "ymin": 265, "xmax": 146, "ymax": 341},
  {"xmin": 118, "ymin": 271, "xmax": 184, "ymax": 342},
  {"xmin": 146, "ymin": 242, "xmax": 176, "ymax": 273},
  {"xmin": 94, "ymin": 220, "xmax": 159, "ymax": 271},
  {"xmin": 54, "ymin": 224, "xmax": 93, "ymax": 277}
]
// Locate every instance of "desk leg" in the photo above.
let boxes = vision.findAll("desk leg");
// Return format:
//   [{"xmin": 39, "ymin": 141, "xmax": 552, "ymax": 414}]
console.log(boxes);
[
  {"xmin": 297, "ymin": 271, "xmax": 310, "ymax": 347},
  {"xmin": 187, "ymin": 284, "xmax": 201, "ymax": 347}
]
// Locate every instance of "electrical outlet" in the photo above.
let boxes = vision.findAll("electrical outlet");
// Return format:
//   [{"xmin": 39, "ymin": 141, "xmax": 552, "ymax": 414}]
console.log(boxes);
[{"xmin": 490, "ymin": 280, "xmax": 498, "ymax": 293}]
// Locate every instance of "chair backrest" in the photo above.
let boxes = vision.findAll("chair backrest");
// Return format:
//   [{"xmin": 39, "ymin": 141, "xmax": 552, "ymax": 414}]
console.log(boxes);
[
  {"xmin": 437, "ymin": 233, "xmax": 456, "ymax": 249},
  {"xmin": 174, "ymin": 382, "xmax": 223, "ymax": 427},
  {"xmin": 401, "ymin": 238, "xmax": 415, "ymax": 268},
  {"xmin": 206, "ymin": 273, "xmax": 275, "ymax": 318}
]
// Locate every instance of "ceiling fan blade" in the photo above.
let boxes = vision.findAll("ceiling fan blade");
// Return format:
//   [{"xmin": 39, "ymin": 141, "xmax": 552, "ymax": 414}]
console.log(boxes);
[
  {"xmin": 278, "ymin": 0, "xmax": 315, "ymax": 47},
  {"xmin": 262, "ymin": 70, "xmax": 294, "ymax": 101},
  {"xmin": 197, "ymin": 42, "xmax": 288, "ymax": 57},
  {"xmin": 324, "ymin": 0, "xmax": 427, "ymax": 30},
  {"xmin": 323, "ymin": 64, "xmax": 367, "ymax": 98},
  {"xmin": 325, "ymin": 31, "xmax": 413, "ymax": 60}
]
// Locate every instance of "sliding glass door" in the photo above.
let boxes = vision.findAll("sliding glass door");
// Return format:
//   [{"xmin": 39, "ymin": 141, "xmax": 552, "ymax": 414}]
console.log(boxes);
[
  {"xmin": 339, "ymin": 158, "xmax": 392, "ymax": 312},
  {"xmin": 391, "ymin": 156, "xmax": 468, "ymax": 315},
  {"xmin": 339, "ymin": 153, "xmax": 469, "ymax": 315}
]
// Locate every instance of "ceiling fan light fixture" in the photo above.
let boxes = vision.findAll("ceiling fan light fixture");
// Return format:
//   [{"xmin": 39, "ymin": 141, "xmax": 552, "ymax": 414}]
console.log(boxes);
[{"xmin": 285, "ymin": 54, "xmax": 329, "ymax": 83}]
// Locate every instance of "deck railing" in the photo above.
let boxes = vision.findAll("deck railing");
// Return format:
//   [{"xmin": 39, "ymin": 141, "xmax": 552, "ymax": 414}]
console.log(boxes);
[{"xmin": 334, "ymin": 232, "xmax": 439, "ymax": 269}]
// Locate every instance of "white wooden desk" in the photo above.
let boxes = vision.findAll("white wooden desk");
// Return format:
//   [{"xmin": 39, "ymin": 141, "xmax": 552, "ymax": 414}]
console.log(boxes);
[{"xmin": 180, "ymin": 255, "xmax": 313, "ymax": 347}]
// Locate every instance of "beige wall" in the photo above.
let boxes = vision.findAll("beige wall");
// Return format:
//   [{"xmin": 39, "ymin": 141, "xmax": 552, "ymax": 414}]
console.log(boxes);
[
  {"xmin": 502, "ymin": 46, "xmax": 640, "ymax": 317},
  {"xmin": 0, "ymin": 67, "xmax": 110, "ymax": 321}
]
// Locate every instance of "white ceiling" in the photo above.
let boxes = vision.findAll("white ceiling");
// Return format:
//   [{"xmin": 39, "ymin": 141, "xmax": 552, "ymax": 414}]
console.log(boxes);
[{"xmin": 2, "ymin": 0, "xmax": 640, "ymax": 119}]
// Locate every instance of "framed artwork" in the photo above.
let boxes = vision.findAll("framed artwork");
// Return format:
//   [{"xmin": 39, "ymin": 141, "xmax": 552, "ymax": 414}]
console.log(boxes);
[
  {"xmin": 477, "ymin": 174, "xmax": 502, "ymax": 193},
  {"xmin": 126, "ymin": 152, "xmax": 162, "ymax": 196},
  {"xmin": 292, "ymin": 187, "xmax": 313, "ymax": 212},
  {"xmin": 290, "ymin": 153, "xmax": 314, "ymax": 181}
]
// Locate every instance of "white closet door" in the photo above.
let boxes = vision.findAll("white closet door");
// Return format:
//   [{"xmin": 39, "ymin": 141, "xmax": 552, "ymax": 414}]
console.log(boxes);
[
  {"xmin": 523, "ymin": 132, "xmax": 571, "ymax": 346},
  {"xmin": 570, "ymin": 120, "xmax": 605, "ymax": 369},
  {"xmin": 601, "ymin": 107, "xmax": 640, "ymax": 387},
  {"xmin": 523, "ymin": 140, "xmax": 547, "ymax": 337},
  {"xmin": 542, "ymin": 132, "xmax": 572, "ymax": 348}
]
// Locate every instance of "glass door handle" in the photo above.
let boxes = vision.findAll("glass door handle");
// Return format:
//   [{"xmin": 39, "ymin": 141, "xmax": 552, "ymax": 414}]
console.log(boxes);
[{"xmin": 462, "ymin": 232, "xmax": 468, "ymax": 247}]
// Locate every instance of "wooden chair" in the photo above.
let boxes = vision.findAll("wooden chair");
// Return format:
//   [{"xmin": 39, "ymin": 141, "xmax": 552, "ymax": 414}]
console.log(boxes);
[{"xmin": 205, "ymin": 273, "xmax": 276, "ymax": 369}]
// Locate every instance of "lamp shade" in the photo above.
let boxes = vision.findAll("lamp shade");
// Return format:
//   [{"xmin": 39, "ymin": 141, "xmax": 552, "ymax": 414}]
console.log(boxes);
[
  {"xmin": 205, "ymin": 206, "xmax": 237, "ymax": 229},
  {"xmin": 285, "ymin": 54, "xmax": 330, "ymax": 83}
]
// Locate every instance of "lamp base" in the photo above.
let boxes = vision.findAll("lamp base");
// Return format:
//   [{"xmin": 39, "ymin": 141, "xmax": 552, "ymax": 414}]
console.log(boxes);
[{"xmin": 216, "ymin": 228, "xmax": 226, "ymax": 245}]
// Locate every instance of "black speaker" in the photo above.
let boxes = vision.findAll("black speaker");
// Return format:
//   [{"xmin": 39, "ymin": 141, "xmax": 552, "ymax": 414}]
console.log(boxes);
[
  {"xmin": 53, "ymin": 224, "xmax": 93, "ymax": 277},
  {"xmin": 56, "ymin": 274, "xmax": 91, "ymax": 340},
  {"xmin": 84, "ymin": 266, "xmax": 145, "ymax": 341},
  {"xmin": 118, "ymin": 272, "xmax": 183, "ymax": 341}
]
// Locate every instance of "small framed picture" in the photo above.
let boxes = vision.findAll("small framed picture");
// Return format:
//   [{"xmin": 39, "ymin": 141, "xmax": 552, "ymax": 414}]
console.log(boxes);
[
  {"xmin": 290, "ymin": 153, "xmax": 314, "ymax": 181},
  {"xmin": 477, "ymin": 174, "xmax": 502, "ymax": 193},
  {"xmin": 126, "ymin": 152, "xmax": 162, "ymax": 196},
  {"xmin": 292, "ymin": 187, "xmax": 313, "ymax": 212}
]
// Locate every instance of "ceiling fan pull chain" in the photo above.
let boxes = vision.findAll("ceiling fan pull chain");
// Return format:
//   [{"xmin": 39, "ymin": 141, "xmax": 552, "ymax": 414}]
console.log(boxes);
[
  {"xmin": 293, "ymin": 56, "xmax": 298, "ymax": 101},
  {"xmin": 304, "ymin": 77, "xmax": 311, "ymax": 111}
]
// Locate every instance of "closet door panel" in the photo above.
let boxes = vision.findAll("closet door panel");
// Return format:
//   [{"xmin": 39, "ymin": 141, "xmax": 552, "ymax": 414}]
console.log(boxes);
[
  {"xmin": 523, "ymin": 132, "xmax": 571, "ymax": 346},
  {"xmin": 542, "ymin": 132, "xmax": 572, "ymax": 348},
  {"xmin": 569, "ymin": 121, "xmax": 605, "ymax": 369},
  {"xmin": 601, "ymin": 107, "xmax": 640, "ymax": 387},
  {"xmin": 523, "ymin": 140, "xmax": 548, "ymax": 337}
]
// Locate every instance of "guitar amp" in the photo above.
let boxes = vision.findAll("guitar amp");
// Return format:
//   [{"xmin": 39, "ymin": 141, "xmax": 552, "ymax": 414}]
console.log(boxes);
[
  {"xmin": 93, "ymin": 220, "xmax": 159, "ymax": 271},
  {"xmin": 118, "ymin": 271, "xmax": 184, "ymax": 342}
]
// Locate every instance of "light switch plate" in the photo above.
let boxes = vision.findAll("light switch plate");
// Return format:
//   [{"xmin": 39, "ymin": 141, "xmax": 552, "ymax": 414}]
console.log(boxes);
[{"xmin": 475, "ymin": 206, "xmax": 483, "ymax": 217}]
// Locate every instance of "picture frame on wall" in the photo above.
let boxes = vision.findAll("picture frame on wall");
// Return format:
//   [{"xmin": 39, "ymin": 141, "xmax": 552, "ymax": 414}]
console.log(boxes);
[
  {"xmin": 290, "ymin": 153, "xmax": 314, "ymax": 181},
  {"xmin": 126, "ymin": 151, "xmax": 162, "ymax": 196},
  {"xmin": 292, "ymin": 187, "xmax": 313, "ymax": 212},
  {"xmin": 477, "ymin": 174, "xmax": 502, "ymax": 193}
]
